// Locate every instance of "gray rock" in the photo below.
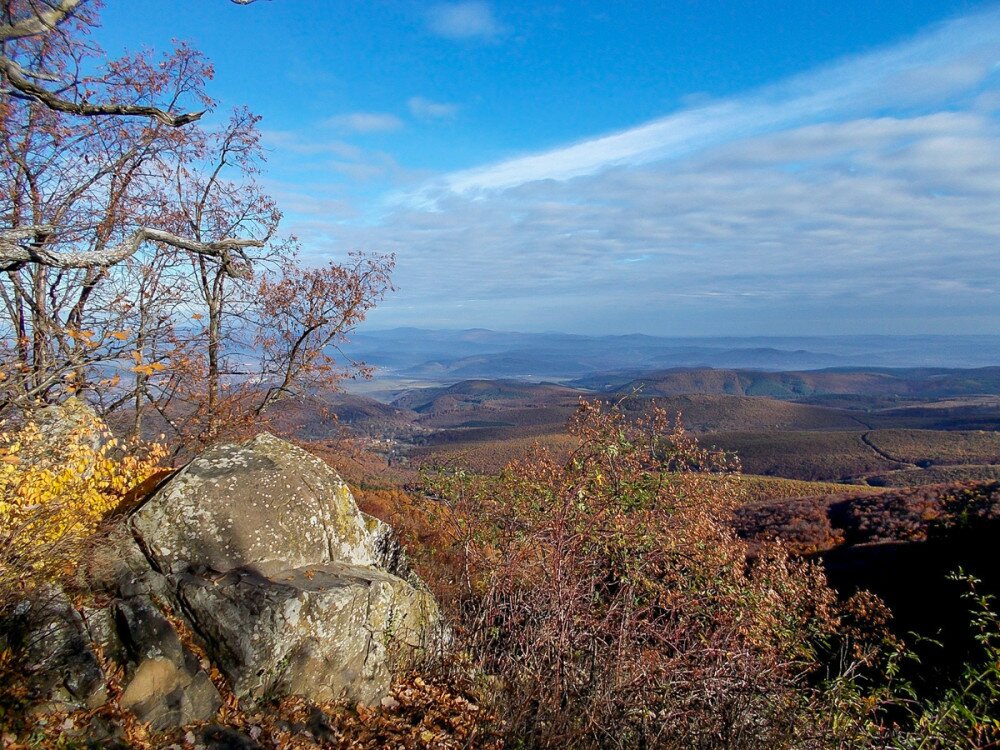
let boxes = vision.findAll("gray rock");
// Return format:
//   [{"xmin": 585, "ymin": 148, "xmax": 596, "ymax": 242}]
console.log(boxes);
[
  {"xmin": 34, "ymin": 397, "xmax": 107, "ymax": 444},
  {"xmin": 17, "ymin": 588, "xmax": 107, "ymax": 710},
  {"xmin": 176, "ymin": 562, "xmax": 439, "ymax": 705},
  {"xmin": 14, "ymin": 431, "xmax": 443, "ymax": 728},
  {"xmin": 79, "ymin": 605, "xmax": 126, "ymax": 668},
  {"xmin": 112, "ymin": 596, "xmax": 222, "ymax": 729},
  {"xmin": 199, "ymin": 725, "xmax": 264, "ymax": 750},
  {"xmin": 21, "ymin": 398, "xmax": 110, "ymax": 474},
  {"xmin": 119, "ymin": 655, "xmax": 221, "ymax": 731},
  {"xmin": 132, "ymin": 433, "xmax": 376, "ymax": 576},
  {"xmin": 115, "ymin": 597, "xmax": 185, "ymax": 664},
  {"xmin": 363, "ymin": 513, "xmax": 422, "ymax": 587}
]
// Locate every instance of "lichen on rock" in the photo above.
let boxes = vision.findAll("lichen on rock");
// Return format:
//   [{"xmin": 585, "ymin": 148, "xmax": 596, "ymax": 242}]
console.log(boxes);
[{"xmin": 131, "ymin": 432, "xmax": 377, "ymax": 576}]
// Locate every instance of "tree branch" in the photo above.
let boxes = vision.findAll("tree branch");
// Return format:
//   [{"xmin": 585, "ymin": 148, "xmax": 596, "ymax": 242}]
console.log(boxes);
[
  {"xmin": 0, "ymin": 0, "xmax": 85, "ymax": 42},
  {"xmin": 0, "ymin": 225, "xmax": 261, "ymax": 276},
  {"xmin": 0, "ymin": 56, "xmax": 205, "ymax": 126}
]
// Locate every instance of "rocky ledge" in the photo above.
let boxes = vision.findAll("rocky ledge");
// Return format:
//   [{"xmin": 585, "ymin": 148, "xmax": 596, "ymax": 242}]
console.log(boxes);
[{"xmin": 12, "ymin": 433, "xmax": 442, "ymax": 730}]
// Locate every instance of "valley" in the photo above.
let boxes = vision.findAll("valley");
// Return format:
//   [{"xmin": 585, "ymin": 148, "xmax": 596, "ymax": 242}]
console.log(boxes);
[
  {"xmin": 280, "ymin": 359, "xmax": 1000, "ymax": 687},
  {"xmin": 283, "ymin": 363, "xmax": 1000, "ymax": 488}
]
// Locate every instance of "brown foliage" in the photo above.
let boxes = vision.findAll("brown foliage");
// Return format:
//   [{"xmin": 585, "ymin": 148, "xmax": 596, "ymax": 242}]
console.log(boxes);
[
  {"xmin": 1, "ymin": 670, "xmax": 497, "ymax": 750},
  {"xmin": 423, "ymin": 400, "xmax": 844, "ymax": 749},
  {"xmin": 735, "ymin": 480, "xmax": 1000, "ymax": 555}
]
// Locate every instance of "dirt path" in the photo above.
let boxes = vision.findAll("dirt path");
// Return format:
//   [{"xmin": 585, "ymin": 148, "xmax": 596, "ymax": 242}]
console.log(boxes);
[{"xmin": 860, "ymin": 431, "xmax": 914, "ymax": 467}]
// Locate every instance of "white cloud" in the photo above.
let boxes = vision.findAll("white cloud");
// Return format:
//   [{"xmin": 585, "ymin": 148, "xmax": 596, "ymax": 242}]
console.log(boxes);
[
  {"xmin": 426, "ymin": 2, "xmax": 503, "ymax": 40},
  {"xmin": 261, "ymin": 129, "xmax": 363, "ymax": 159},
  {"xmin": 408, "ymin": 96, "xmax": 460, "ymax": 120},
  {"xmin": 431, "ymin": 7, "xmax": 1000, "ymax": 195},
  {"xmin": 277, "ymin": 6, "xmax": 1000, "ymax": 335},
  {"xmin": 325, "ymin": 112, "xmax": 404, "ymax": 134}
]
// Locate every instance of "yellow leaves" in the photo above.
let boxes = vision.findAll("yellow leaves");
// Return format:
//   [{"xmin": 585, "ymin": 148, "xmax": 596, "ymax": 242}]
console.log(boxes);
[
  {"xmin": 109, "ymin": 330, "xmax": 130, "ymax": 341},
  {"xmin": 0, "ymin": 413, "xmax": 166, "ymax": 583},
  {"xmin": 65, "ymin": 328, "xmax": 96, "ymax": 343}
]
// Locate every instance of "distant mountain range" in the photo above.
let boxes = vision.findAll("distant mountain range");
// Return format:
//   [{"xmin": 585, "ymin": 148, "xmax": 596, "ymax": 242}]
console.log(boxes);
[{"xmin": 340, "ymin": 328, "xmax": 1000, "ymax": 386}]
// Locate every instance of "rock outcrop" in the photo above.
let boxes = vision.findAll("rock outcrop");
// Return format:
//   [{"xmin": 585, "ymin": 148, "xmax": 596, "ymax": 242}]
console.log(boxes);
[
  {"xmin": 132, "ymin": 433, "xmax": 376, "ymax": 576},
  {"xmin": 13, "ymin": 432, "xmax": 442, "ymax": 729}
]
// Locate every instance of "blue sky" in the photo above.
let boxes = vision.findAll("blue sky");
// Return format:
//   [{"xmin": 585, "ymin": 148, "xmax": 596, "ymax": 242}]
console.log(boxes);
[{"xmin": 95, "ymin": 1, "xmax": 1000, "ymax": 335}]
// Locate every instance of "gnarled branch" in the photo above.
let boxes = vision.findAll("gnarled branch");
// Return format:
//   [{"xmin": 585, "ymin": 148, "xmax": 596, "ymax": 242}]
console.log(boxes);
[
  {"xmin": 0, "ymin": 1, "xmax": 204, "ymax": 126},
  {"xmin": 0, "ymin": 0, "xmax": 85, "ymax": 42},
  {"xmin": 0, "ymin": 225, "xmax": 261, "ymax": 276},
  {"xmin": 0, "ymin": 56, "xmax": 205, "ymax": 126}
]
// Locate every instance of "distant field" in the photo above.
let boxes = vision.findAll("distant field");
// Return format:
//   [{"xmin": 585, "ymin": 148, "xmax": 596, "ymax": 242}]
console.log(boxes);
[
  {"xmin": 417, "ymin": 404, "xmax": 576, "ymax": 431},
  {"xmin": 412, "ymin": 435, "xmax": 883, "ymax": 503},
  {"xmin": 410, "ymin": 432, "xmax": 580, "ymax": 473},
  {"xmin": 618, "ymin": 394, "xmax": 866, "ymax": 433},
  {"xmin": 864, "ymin": 429, "xmax": 1000, "ymax": 466},
  {"xmin": 413, "ymin": 424, "xmax": 1000, "ymax": 486},
  {"xmin": 737, "ymin": 475, "xmax": 878, "ymax": 504},
  {"xmin": 865, "ymin": 464, "xmax": 1000, "ymax": 487},
  {"xmin": 704, "ymin": 430, "xmax": 901, "ymax": 481},
  {"xmin": 864, "ymin": 398, "xmax": 1000, "ymax": 431},
  {"xmin": 299, "ymin": 376, "xmax": 1000, "ymax": 489}
]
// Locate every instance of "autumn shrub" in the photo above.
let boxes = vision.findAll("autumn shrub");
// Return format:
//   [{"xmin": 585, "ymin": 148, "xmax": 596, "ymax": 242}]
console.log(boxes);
[
  {"xmin": 424, "ymin": 401, "xmax": 847, "ymax": 750},
  {"xmin": 0, "ymin": 407, "xmax": 165, "ymax": 612}
]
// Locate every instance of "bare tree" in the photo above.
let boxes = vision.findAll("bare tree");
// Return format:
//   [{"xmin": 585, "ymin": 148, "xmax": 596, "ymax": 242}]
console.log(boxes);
[
  {"xmin": 0, "ymin": 1, "xmax": 205, "ymax": 125},
  {"xmin": 0, "ymin": 0, "xmax": 392, "ymax": 454},
  {"xmin": 0, "ymin": 0, "xmax": 266, "ymax": 126}
]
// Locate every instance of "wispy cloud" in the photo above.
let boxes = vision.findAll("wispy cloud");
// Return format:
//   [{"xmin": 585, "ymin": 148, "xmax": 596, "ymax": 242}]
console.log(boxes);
[
  {"xmin": 426, "ymin": 2, "xmax": 504, "ymax": 40},
  {"xmin": 408, "ymin": 96, "xmax": 460, "ymax": 120},
  {"xmin": 434, "ymin": 8, "xmax": 1000, "ymax": 195},
  {"xmin": 261, "ymin": 129, "xmax": 363, "ymax": 159},
  {"xmin": 325, "ymin": 111, "xmax": 404, "ymax": 134},
  {"xmin": 280, "ymin": 6, "xmax": 1000, "ymax": 335}
]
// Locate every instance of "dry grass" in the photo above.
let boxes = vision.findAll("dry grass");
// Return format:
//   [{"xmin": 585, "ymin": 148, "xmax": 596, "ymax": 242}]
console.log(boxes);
[
  {"xmin": 737, "ymin": 474, "xmax": 880, "ymax": 504},
  {"xmin": 864, "ymin": 429, "xmax": 1000, "ymax": 466},
  {"xmin": 704, "ymin": 430, "xmax": 900, "ymax": 481}
]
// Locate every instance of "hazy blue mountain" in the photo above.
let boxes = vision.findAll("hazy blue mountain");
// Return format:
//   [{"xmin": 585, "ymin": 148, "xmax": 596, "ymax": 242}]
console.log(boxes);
[{"xmin": 341, "ymin": 329, "xmax": 1000, "ymax": 386}]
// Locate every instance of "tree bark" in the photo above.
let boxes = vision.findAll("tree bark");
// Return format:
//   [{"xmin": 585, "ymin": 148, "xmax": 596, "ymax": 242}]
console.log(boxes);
[{"xmin": 0, "ymin": 226, "xmax": 261, "ymax": 275}]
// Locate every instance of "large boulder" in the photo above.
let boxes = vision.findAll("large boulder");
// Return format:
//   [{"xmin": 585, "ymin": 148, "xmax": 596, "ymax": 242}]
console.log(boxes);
[
  {"xmin": 128, "ymin": 432, "xmax": 442, "ymax": 710},
  {"xmin": 177, "ymin": 562, "xmax": 438, "ymax": 704},
  {"xmin": 132, "ymin": 433, "xmax": 375, "ymax": 576},
  {"xmin": 13, "ymin": 431, "xmax": 442, "ymax": 727},
  {"xmin": 21, "ymin": 397, "xmax": 110, "ymax": 471}
]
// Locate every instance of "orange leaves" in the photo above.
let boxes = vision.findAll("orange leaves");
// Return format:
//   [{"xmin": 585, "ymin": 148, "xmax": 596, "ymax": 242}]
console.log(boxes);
[
  {"xmin": 64, "ymin": 329, "xmax": 97, "ymax": 346},
  {"xmin": 130, "ymin": 363, "xmax": 166, "ymax": 376},
  {"xmin": 129, "ymin": 350, "xmax": 166, "ymax": 377}
]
